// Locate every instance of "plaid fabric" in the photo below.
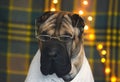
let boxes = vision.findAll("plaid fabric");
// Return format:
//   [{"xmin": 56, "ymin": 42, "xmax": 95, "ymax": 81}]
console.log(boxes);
[{"xmin": 0, "ymin": 0, "xmax": 120, "ymax": 82}]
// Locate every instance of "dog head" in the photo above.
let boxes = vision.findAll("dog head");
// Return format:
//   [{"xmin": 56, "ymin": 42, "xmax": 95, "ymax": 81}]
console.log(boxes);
[{"xmin": 35, "ymin": 11, "xmax": 85, "ymax": 81}]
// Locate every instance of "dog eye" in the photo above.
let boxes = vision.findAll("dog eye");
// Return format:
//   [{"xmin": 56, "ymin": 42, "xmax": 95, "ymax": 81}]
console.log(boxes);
[
  {"xmin": 59, "ymin": 35, "xmax": 73, "ymax": 42},
  {"xmin": 36, "ymin": 35, "xmax": 51, "ymax": 41}
]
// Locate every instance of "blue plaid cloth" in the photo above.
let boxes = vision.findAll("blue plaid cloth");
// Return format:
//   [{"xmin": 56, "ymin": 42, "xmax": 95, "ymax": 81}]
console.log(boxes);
[{"xmin": 0, "ymin": 0, "xmax": 120, "ymax": 82}]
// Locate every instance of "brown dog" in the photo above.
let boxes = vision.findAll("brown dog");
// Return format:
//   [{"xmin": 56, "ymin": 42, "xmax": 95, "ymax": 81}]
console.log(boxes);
[{"xmin": 25, "ymin": 11, "xmax": 94, "ymax": 82}]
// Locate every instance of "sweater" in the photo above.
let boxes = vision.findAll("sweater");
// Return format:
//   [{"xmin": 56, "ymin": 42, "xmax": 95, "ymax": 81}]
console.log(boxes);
[{"xmin": 25, "ymin": 50, "xmax": 94, "ymax": 82}]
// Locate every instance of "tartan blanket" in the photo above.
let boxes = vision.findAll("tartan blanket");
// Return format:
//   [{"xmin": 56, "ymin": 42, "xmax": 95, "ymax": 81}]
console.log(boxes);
[{"xmin": 0, "ymin": 0, "xmax": 120, "ymax": 82}]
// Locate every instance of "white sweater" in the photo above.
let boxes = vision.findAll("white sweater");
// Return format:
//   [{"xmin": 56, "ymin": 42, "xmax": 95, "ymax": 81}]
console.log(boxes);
[{"xmin": 25, "ymin": 50, "xmax": 94, "ymax": 82}]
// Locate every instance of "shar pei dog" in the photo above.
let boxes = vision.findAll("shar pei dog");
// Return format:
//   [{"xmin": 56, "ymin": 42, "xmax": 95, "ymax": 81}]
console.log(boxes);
[{"xmin": 25, "ymin": 11, "xmax": 94, "ymax": 82}]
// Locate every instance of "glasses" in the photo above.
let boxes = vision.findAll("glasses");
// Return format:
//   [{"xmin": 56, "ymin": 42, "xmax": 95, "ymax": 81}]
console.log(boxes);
[
  {"xmin": 36, "ymin": 35, "xmax": 74, "ymax": 42},
  {"xmin": 35, "ymin": 19, "xmax": 74, "ymax": 42}
]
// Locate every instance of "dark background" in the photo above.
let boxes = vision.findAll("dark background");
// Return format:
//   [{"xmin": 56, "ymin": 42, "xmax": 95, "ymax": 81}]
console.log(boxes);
[{"xmin": 0, "ymin": 0, "xmax": 120, "ymax": 82}]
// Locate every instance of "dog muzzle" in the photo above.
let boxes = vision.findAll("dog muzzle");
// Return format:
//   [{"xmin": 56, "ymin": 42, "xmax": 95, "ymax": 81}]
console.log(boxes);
[{"xmin": 40, "ymin": 40, "xmax": 71, "ymax": 78}]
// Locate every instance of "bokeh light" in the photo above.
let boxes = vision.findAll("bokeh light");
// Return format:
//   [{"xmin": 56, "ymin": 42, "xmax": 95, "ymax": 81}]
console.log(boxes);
[
  {"xmin": 89, "ymin": 34, "xmax": 95, "ymax": 40},
  {"xmin": 111, "ymin": 76, "xmax": 117, "ymax": 82},
  {"xmin": 97, "ymin": 43, "xmax": 103, "ymax": 50},
  {"xmin": 88, "ymin": 16, "xmax": 93, "ymax": 21},
  {"xmin": 105, "ymin": 67, "xmax": 111, "ymax": 74},
  {"xmin": 83, "ymin": 0, "xmax": 88, "ymax": 5},
  {"xmin": 84, "ymin": 25, "xmax": 89, "ymax": 30},
  {"xmin": 101, "ymin": 58, "xmax": 106, "ymax": 63},
  {"xmin": 79, "ymin": 10, "xmax": 84, "ymax": 15},
  {"xmin": 50, "ymin": 8, "xmax": 56, "ymax": 11},
  {"xmin": 53, "ymin": 0, "xmax": 58, "ymax": 4},
  {"xmin": 101, "ymin": 50, "xmax": 107, "ymax": 55}
]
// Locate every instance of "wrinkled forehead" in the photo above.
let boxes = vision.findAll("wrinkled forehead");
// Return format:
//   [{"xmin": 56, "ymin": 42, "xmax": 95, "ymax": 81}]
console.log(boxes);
[{"xmin": 38, "ymin": 12, "xmax": 74, "ymax": 36}]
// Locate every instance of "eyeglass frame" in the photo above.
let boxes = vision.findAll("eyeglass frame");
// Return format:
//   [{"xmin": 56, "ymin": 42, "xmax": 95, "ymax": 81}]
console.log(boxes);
[
  {"xmin": 34, "ymin": 19, "xmax": 74, "ymax": 42},
  {"xmin": 35, "ymin": 34, "xmax": 74, "ymax": 42}
]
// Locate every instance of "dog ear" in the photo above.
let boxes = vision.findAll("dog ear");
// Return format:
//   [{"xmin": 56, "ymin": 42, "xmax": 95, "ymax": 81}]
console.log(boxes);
[
  {"xmin": 36, "ymin": 11, "xmax": 55, "ymax": 26},
  {"xmin": 35, "ymin": 11, "xmax": 56, "ymax": 36},
  {"xmin": 71, "ymin": 14, "xmax": 85, "ymax": 34}
]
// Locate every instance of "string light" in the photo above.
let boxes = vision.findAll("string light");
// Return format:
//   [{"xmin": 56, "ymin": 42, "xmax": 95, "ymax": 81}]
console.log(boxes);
[
  {"xmin": 97, "ymin": 43, "xmax": 103, "ymax": 50},
  {"xmin": 50, "ymin": 8, "xmax": 56, "ymax": 11},
  {"xmin": 84, "ymin": 25, "xmax": 89, "ymax": 30},
  {"xmin": 101, "ymin": 50, "xmax": 107, "ymax": 55},
  {"xmin": 88, "ymin": 16, "xmax": 93, "ymax": 21},
  {"xmin": 78, "ymin": 10, "xmax": 84, "ymax": 15},
  {"xmin": 77, "ymin": 0, "xmax": 113, "ymax": 81},
  {"xmin": 101, "ymin": 58, "xmax": 106, "ymax": 63},
  {"xmin": 111, "ymin": 76, "xmax": 117, "ymax": 82},
  {"xmin": 89, "ymin": 34, "xmax": 95, "ymax": 40},
  {"xmin": 83, "ymin": 0, "xmax": 88, "ymax": 5},
  {"xmin": 53, "ymin": 0, "xmax": 58, "ymax": 4},
  {"xmin": 105, "ymin": 67, "xmax": 111, "ymax": 74}
]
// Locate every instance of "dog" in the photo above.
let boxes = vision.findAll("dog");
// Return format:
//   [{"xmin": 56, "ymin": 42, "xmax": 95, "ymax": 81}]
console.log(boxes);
[{"xmin": 25, "ymin": 11, "xmax": 94, "ymax": 82}]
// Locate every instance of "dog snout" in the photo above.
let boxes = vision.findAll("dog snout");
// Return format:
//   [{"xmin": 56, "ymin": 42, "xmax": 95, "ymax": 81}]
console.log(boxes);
[
  {"xmin": 48, "ymin": 50, "xmax": 56, "ymax": 57},
  {"xmin": 48, "ymin": 48, "xmax": 58, "ymax": 57}
]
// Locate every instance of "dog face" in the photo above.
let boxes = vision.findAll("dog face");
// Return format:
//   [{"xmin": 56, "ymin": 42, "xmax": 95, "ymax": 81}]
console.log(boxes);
[{"xmin": 35, "ymin": 11, "xmax": 85, "ymax": 81}]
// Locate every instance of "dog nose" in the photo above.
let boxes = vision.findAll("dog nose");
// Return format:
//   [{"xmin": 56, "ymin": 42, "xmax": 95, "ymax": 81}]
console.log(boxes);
[
  {"xmin": 49, "ymin": 51, "xmax": 56, "ymax": 57},
  {"xmin": 48, "ymin": 49, "xmax": 57, "ymax": 57}
]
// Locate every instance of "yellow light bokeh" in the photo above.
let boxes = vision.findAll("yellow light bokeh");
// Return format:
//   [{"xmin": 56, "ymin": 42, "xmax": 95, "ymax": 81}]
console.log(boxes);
[
  {"xmin": 111, "ymin": 76, "xmax": 117, "ymax": 82},
  {"xmin": 79, "ymin": 10, "xmax": 84, "ymax": 15},
  {"xmin": 101, "ymin": 58, "xmax": 106, "ymax": 63},
  {"xmin": 88, "ymin": 16, "xmax": 93, "ymax": 21},
  {"xmin": 84, "ymin": 25, "xmax": 89, "ymax": 30},
  {"xmin": 50, "ymin": 8, "xmax": 56, "ymax": 11},
  {"xmin": 97, "ymin": 43, "xmax": 103, "ymax": 50},
  {"xmin": 105, "ymin": 67, "xmax": 111, "ymax": 74},
  {"xmin": 83, "ymin": 0, "xmax": 88, "ymax": 5},
  {"xmin": 53, "ymin": 0, "xmax": 58, "ymax": 4},
  {"xmin": 89, "ymin": 34, "xmax": 95, "ymax": 40},
  {"xmin": 101, "ymin": 50, "xmax": 107, "ymax": 55}
]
